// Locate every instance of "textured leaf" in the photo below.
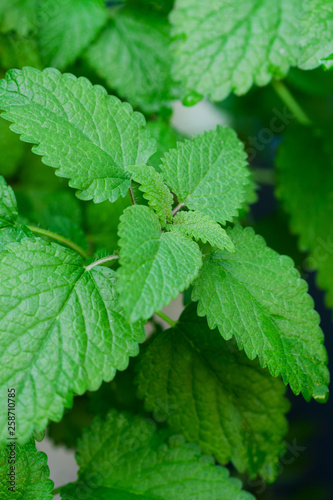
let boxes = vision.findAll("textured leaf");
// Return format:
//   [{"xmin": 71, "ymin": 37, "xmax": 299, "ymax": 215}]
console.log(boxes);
[
  {"xmin": 127, "ymin": 164, "xmax": 173, "ymax": 227},
  {"xmin": 192, "ymin": 225, "xmax": 329, "ymax": 402},
  {"xmin": 171, "ymin": 0, "xmax": 300, "ymax": 101},
  {"xmin": 167, "ymin": 210, "xmax": 235, "ymax": 252},
  {"xmin": 0, "ymin": 238, "xmax": 144, "ymax": 443},
  {"xmin": 160, "ymin": 126, "xmax": 249, "ymax": 224},
  {"xmin": 0, "ymin": 176, "xmax": 18, "ymax": 228},
  {"xmin": 146, "ymin": 120, "xmax": 182, "ymax": 173},
  {"xmin": 276, "ymin": 126, "xmax": 333, "ymax": 308},
  {"xmin": 137, "ymin": 305, "xmax": 289, "ymax": 481},
  {"xmin": 0, "ymin": 225, "xmax": 34, "ymax": 252},
  {"xmin": 38, "ymin": 0, "xmax": 107, "ymax": 70},
  {"xmin": 61, "ymin": 410, "xmax": 254, "ymax": 500},
  {"xmin": 0, "ymin": 67, "xmax": 156, "ymax": 203},
  {"xmin": 0, "ymin": 440, "xmax": 54, "ymax": 499},
  {"xmin": 298, "ymin": 0, "xmax": 333, "ymax": 70},
  {"xmin": 117, "ymin": 205, "xmax": 202, "ymax": 322},
  {"xmin": 86, "ymin": 7, "xmax": 175, "ymax": 112}
]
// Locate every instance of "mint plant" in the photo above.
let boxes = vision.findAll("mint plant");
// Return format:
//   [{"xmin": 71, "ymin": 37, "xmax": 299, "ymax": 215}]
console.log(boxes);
[{"xmin": 0, "ymin": 1, "xmax": 332, "ymax": 499}]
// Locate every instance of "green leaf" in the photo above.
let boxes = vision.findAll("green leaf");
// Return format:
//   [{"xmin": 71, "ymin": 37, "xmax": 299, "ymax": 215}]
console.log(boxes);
[
  {"xmin": 0, "ymin": 67, "xmax": 156, "ymax": 203},
  {"xmin": 0, "ymin": 225, "xmax": 34, "ymax": 252},
  {"xmin": 61, "ymin": 410, "xmax": 254, "ymax": 500},
  {"xmin": 171, "ymin": 0, "xmax": 300, "ymax": 101},
  {"xmin": 276, "ymin": 126, "xmax": 333, "ymax": 308},
  {"xmin": 86, "ymin": 7, "xmax": 176, "ymax": 112},
  {"xmin": 136, "ymin": 305, "xmax": 289, "ymax": 481},
  {"xmin": 0, "ymin": 0, "xmax": 37, "ymax": 36},
  {"xmin": 38, "ymin": 0, "xmax": 107, "ymax": 70},
  {"xmin": 0, "ymin": 176, "xmax": 18, "ymax": 228},
  {"xmin": 146, "ymin": 119, "xmax": 182, "ymax": 173},
  {"xmin": 0, "ymin": 440, "xmax": 54, "ymax": 499},
  {"xmin": 298, "ymin": 0, "xmax": 333, "ymax": 70},
  {"xmin": 0, "ymin": 33, "xmax": 41, "ymax": 73},
  {"xmin": 192, "ymin": 225, "xmax": 329, "ymax": 402},
  {"xmin": 0, "ymin": 237, "xmax": 144, "ymax": 443},
  {"xmin": 117, "ymin": 205, "xmax": 202, "ymax": 322},
  {"xmin": 167, "ymin": 210, "xmax": 235, "ymax": 251},
  {"xmin": 0, "ymin": 112, "xmax": 24, "ymax": 177},
  {"xmin": 160, "ymin": 126, "xmax": 249, "ymax": 224},
  {"xmin": 127, "ymin": 164, "xmax": 173, "ymax": 227}
]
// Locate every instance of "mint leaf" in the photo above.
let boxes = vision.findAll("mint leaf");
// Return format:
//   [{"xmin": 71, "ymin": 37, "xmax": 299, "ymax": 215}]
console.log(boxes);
[
  {"xmin": 146, "ymin": 120, "xmax": 182, "ymax": 173},
  {"xmin": 127, "ymin": 165, "xmax": 173, "ymax": 227},
  {"xmin": 86, "ymin": 7, "xmax": 175, "ymax": 112},
  {"xmin": 160, "ymin": 126, "xmax": 249, "ymax": 224},
  {"xmin": 0, "ymin": 226, "xmax": 34, "ymax": 252},
  {"xmin": 298, "ymin": 0, "xmax": 333, "ymax": 70},
  {"xmin": 137, "ymin": 305, "xmax": 289, "ymax": 481},
  {"xmin": 0, "ymin": 176, "xmax": 18, "ymax": 228},
  {"xmin": 0, "ymin": 67, "xmax": 156, "ymax": 203},
  {"xmin": 117, "ymin": 205, "xmax": 202, "ymax": 322},
  {"xmin": 61, "ymin": 410, "xmax": 254, "ymax": 500},
  {"xmin": 0, "ymin": 440, "xmax": 54, "ymax": 499},
  {"xmin": 0, "ymin": 0, "xmax": 37, "ymax": 36},
  {"xmin": 276, "ymin": 126, "xmax": 333, "ymax": 308},
  {"xmin": 192, "ymin": 225, "xmax": 329, "ymax": 402},
  {"xmin": 38, "ymin": 0, "xmax": 107, "ymax": 70},
  {"xmin": 167, "ymin": 210, "xmax": 235, "ymax": 252},
  {"xmin": 171, "ymin": 0, "xmax": 300, "ymax": 101},
  {"xmin": 0, "ymin": 238, "xmax": 144, "ymax": 443}
]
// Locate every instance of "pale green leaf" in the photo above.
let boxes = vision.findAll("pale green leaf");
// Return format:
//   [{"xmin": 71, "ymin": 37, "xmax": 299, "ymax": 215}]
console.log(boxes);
[
  {"xmin": 160, "ymin": 126, "xmax": 249, "ymax": 224},
  {"xmin": 0, "ymin": 440, "xmax": 54, "ymax": 499},
  {"xmin": 0, "ymin": 238, "xmax": 144, "ymax": 443},
  {"xmin": 61, "ymin": 410, "xmax": 254, "ymax": 500},
  {"xmin": 298, "ymin": 0, "xmax": 333, "ymax": 70},
  {"xmin": 276, "ymin": 126, "xmax": 333, "ymax": 308},
  {"xmin": 0, "ymin": 176, "xmax": 17, "ymax": 228},
  {"xmin": 192, "ymin": 225, "xmax": 329, "ymax": 402},
  {"xmin": 117, "ymin": 205, "xmax": 202, "ymax": 322},
  {"xmin": 86, "ymin": 7, "xmax": 175, "ymax": 112},
  {"xmin": 167, "ymin": 210, "xmax": 235, "ymax": 251},
  {"xmin": 171, "ymin": 0, "xmax": 300, "ymax": 101},
  {"xmin": 38, "ymin": 0, "xmax": 107, "ymax": 70},
  {"xmin": 127, "ymin": 164, "xmax": 173, "ymax": 227},
  {"xmin": 137, "ymin": 305, "xmax": 289, "ymax": 481},
  {"xmin": 0, "ymin": 67, "xmax": 156, "ymax": 203}
]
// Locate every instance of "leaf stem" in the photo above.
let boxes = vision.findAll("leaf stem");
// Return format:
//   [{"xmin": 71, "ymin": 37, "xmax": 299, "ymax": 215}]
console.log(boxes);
[
  {"xmin": 85, "ymin": 254, "xmax": 119, "ymax": 271},
  {"xmin": 52, "ymin": 485, "xmax": 64, "ymax": 496},
  {"xmin": 28, "ymin": 226, "xmax": 90, "ymax": 259},
  {"xmin": 129, "ymin": 186, "xmax": 136, "ymax": 205},
  {"xmin": 271, "ymin": 79, "xmax": 312, "ymax": 126},
  {"xmin": 172, "ymin": 202, "xmax": 185, "ymax": 216},
  {"xmin": 155, "ymin": 311, "xmax": 177, "ymax": 327}
]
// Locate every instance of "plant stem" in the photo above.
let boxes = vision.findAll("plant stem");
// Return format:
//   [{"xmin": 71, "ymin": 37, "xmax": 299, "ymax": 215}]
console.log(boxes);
[
  {"xmin": 271, "ymin": 79, "xmax": 312, "ymax": 126},
  {"xmin": 129, "ymin": 186, "xmax": 136, "ymax": 205},
  {"xmin": 172, "ymin": 202, "xmax": 185, "ymax": 216},
  {"xmin": 52, "ymin": 485, "xmax": 64, "ymax": 496},
  {"xmin": 155, "ymin": 311, "xmax": 177, "ymax": 327},
  {"xmin": 28, "ymin": 226, "xmax": 90, "ymax": 259},
  {"xmin": 85, "ymin": 254, "xmax": 119, "ymax": 271}
]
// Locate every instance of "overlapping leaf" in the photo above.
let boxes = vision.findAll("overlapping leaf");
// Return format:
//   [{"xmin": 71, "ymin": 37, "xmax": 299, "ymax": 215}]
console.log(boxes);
[
  {"xmin": 167, "ymin": 210, "xmax": 235, "ymax": 251},
  {"xmin": 192, "ymin": 225, "xmax": 329, "ymax": 401},
  {"xmin": 86, "ymin": 7, "xmax": 175, "ymax": 112},
  {"xmin": 0, "ymin": 440, "xmax": 54, "ymax": 499},
  {"xmin": 137, "ymin": 305, "xmax": 289, "ymax": 481},
  {"xmin": 0, "ymin": 176, "xmax": 17, "ymax": 227},
  {"xmin": 171, "ymin": 0, "xmax": 300, "ymax": 102},
  {"xmin": 117, "ymin": 205, "xmax": 202, "ymax": 322},
  {"xmin": 0, "ymin": 238, "xmax": 144, "ymax": 443},
  {"xmin": 38, "ymin": 0, "xmax": 107, "ymax": 70},
  {"xmin": 61, "ymin": 410, "xmax": 254, "ymax": 500},
  {"xmin": 0, "ymin": 67, "xmax": 156, "ymax": 203},
  {"xmin": 160, "ymin": 126, "xmax": 249, "ymax": 224},
  {"xmin": 146, "ymin": 119, "xmax": 182, "ymax": 173}
]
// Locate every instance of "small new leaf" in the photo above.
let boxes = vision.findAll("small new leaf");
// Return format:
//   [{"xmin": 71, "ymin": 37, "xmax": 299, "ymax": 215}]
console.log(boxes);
[
  {"xmin": 160, "ymin": 126, "xmax": 249, "ymax": 224},
  {"xmin": 136, "ymin": 305, "xmax": 289, "ymax": 481},
  {"xmin": 127, "ymin": 164, "xmax": 173, "ymax": 227},
  {"xmin": 0, "ymin": 440, "xmax": 54, "ymax": 499},
  {"xmin": 0, "ymin": 238, "xmax": 144, "ymax": 443},
  {"xmin": 192, "ymin": 225, "xmax": 329, "ymax": 402},
  {"xmin": 0, "ymin": 67, "xmax": 156, "ymax": 203},
  {"xmin": 61, "ymin": 410, "xmax": 254, "ymax": 500},
  {"xmin": 117, "ymin": 205, "xmax": 202, "ymax": 322},
  {"xmin": 38, "ymin": 0, "xmax": 107, "ymax": 70},
  {"xmin": 167, "ymin": 210, "xmax": 235, "ymax": 251},
  {"xmin": 0, "ymin": 175, "xmax": 18, "ymax": 228}
]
